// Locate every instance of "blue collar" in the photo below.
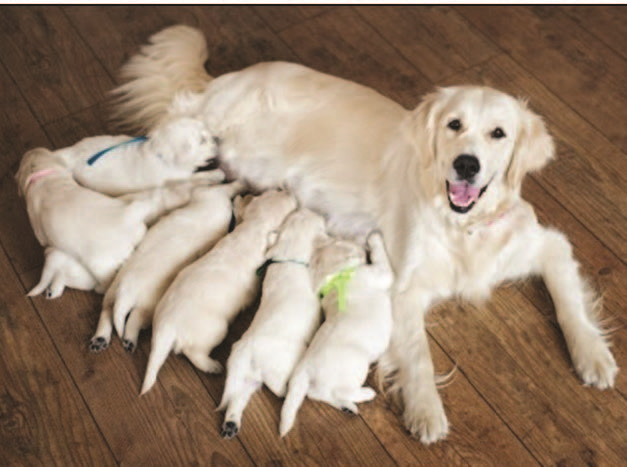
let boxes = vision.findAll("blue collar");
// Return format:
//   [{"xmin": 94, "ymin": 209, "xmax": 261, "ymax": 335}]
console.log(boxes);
[{"xmin": 87, "ymin": 136, "xmax": 148, "ymax": 166}]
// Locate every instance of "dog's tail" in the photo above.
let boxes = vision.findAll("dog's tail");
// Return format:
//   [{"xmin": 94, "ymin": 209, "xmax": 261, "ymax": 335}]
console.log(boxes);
[
  {"xmin": 28, "ymin": 250, "xmax": 57, "ymax": 297},
  {"xmin": 279, "ymin": 369, "xmax": 310, "ymax": 437},
  {"xmin": 141, "ymin": 324, "xmax": 176, "ymax": 395},
  {"xmin": 111, "ymin": 25, "xmax": 212, "ymax": 132}
]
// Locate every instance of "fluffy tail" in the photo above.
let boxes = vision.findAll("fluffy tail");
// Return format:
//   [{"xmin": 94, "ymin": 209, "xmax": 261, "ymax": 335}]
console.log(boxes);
[
  {"xmin": 279, "ymin": 370, "xmax": 310, "ymax": 437},
  {"xmin": 141, "ymin": 325, "xmax": 176, "ymax": 395},
  {"xmin": 111, "ymin": 25, "xmax": 212, "ymax": 132}
]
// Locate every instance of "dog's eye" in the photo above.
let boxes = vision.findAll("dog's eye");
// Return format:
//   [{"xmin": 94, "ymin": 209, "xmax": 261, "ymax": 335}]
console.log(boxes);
[
  {"xmin": 447, "ymin": 119, "xmax": 462, "ymax": 131},
  {"xmin": 491, "ymin": 127, "xmax": 506, "ymax": 139}
]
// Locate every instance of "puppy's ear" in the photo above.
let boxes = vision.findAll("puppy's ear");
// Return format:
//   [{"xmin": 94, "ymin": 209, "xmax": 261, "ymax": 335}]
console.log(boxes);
[
  {"xmin": 409, "ymin": 88, "xmax": 448, "ymax": 170},
  {"xmin": 506, "ymin": 101, "xmax": 555, "ymax": 190}
]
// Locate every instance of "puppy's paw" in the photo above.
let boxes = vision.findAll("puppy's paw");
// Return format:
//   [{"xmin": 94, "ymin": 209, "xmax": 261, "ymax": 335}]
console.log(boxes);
[
  {"xmin": 403, "ymin": 398, "xmax": 449, "ymax": 444},
  {"xmin": 123, "ymin": 339, "xmax": 136, "ymax": 354},
  {"xmin": 341, "ymin": 406, "xmax": 357, "ymax": 416},
  {"xmin": 89, "ymin": 336, "xmax": 109, "ymax": 353},
  {"xmin": 220, "ymin": 421, "xmax": 239, "ymax": 440},
  {"xmin": 573, "ymin": 342, "xmax": 618, "ymax": 389}
]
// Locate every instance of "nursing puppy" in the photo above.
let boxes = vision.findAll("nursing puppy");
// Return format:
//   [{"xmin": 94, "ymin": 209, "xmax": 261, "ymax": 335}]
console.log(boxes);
[
  {"xmin": 218, "ymin": 208, "xmax": 327, "ymax": 440},
  {"xmin": 90, "ymin": 180, "xmax": 246, "ymax": 353},
  {"xmin": 140, "ymin": 189, "xmax": 297, "ymax": 394},
  {"xmin": 113, "ymin": 25, "xmax": 618, "ymax": 443},
  {"xmin": 280, "ymin": 232, "xmax": 393, "ymax": 437},
  {"xmin": 63, "ymin": 115, "xmax": 222, "ymax": 196},
  {"xmin": 16, "ymin": 147, "xmax": 211, "ymax": 298}
]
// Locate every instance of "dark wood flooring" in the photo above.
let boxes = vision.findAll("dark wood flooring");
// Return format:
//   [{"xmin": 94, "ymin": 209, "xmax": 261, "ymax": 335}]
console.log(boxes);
[{"xmin": 1, "ymin": 5, "xmax": 626, "ymax": 466}]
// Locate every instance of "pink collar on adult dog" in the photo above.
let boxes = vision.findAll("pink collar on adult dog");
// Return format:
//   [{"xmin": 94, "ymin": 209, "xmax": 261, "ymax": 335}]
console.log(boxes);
[{"xmin": 25, "ymin": 169, "xmax": 56, "ymax": 190}]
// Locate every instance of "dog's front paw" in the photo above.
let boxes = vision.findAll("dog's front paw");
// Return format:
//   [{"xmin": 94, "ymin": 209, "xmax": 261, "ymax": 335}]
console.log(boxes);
[
  {"xmin": 220, "ymin": 421, "xmax": 239, "ymax": 440},
  {"xmin": 403, "ymin": 397, "xmax": 449, "ymax": 444},
  {"xmin": 89, "ymin": 336, "xmax": 109, "ymax": 353},
  {"xmin": 573, "ymin": 341, "xmax": 618, "ymax": 389}
]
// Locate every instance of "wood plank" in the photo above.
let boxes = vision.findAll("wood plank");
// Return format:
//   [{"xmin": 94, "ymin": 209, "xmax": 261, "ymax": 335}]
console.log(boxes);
[
  {"xmin": 561, "ymin": 6, "xmax": 627, "ymax": 62},
  {"xmin": 279, "ymin": 6, "xmax": 432, "ymax": 109},
  {"xmin": 154, "ymin": 5, "xmax": 299, "ymax": 76},
  {"xmin": 455, "ymin": 6, "xmax": 627, "ymax": 152},
  {"xmin": 0, "ymin": 6, "xmax": 113, "ymax": 124},
  {"xmin": 355, "ymin": 5, "xmax": 499, "ymax": 83},
  {"xmin": 62, "ymin": 6, "xmax": 168, "ymax": 84},
  {"xmin": 438, "ymin": 53, "xmax": 627, "ymax": 263},
  {"xmin": 0, "ymin": 248, "xmax": 116, "ymax": 466},
  {"xmin": 253, "ymin": 5, "xmax": 337, "ymax": 33},
  {"xmin": 21, "ymin": 269, "xmax": 253, "ymax": 466},
  {"xmin": 0, "ymin": 56, "xmax": 49, "ymax": 180},
  {"xmin": 429, "ymin": 291, "xmax": 627, "ymax": 466}
]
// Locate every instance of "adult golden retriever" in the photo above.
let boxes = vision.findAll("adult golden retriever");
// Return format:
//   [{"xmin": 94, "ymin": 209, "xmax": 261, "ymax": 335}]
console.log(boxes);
[{"xmin": 112, "ymin": 25, "xmax": 617, "ymax": 443}]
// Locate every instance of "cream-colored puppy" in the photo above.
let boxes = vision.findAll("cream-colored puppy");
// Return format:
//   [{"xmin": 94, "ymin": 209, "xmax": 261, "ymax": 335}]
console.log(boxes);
[
  {"xmin": 90, "ymin": 180, "xmax": 246, "ymax": 353},
  {"xmin": 16, "ymin": 147, "xmax": 210, "ymax": 299},
  {"xmin": 63, "ymin": 115, "xmax": 222, "ymax": 196},
  {"xmin": 140, "ymin": 189, "xmax": 297, "ymax": 394},
  {"xmin": 218, "ymin": 208, "xmax": 327, "ymax": 439},
  {"xmin": 280, "ymin": 232, "xmax": 393, "ymax": 437}
]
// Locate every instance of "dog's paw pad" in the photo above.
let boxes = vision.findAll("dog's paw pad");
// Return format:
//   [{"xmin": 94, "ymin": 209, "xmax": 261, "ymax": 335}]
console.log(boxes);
[
  {"xmin": 123, "ymin": 340, "xmax": 136, "ymax": 353},
  {"xmin": 89, "ymin": 337, "xmax": 109, "ymax": 353},
  {"xmin": 341, "ymin": 407, "xmax": 357, "ymax": 416},
  {"xmin": 45, "ymin": 288, "xmax": 53, "ymax": 299},
  {"xmin": 220, "ymin": 421, "xmax": 239, "ymax": 439}
]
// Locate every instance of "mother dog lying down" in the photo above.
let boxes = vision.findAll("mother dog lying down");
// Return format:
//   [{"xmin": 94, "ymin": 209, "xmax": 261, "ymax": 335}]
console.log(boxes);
[{"xmin": 113, "ymin": 25, "xmax": 618, "ymax": 444}]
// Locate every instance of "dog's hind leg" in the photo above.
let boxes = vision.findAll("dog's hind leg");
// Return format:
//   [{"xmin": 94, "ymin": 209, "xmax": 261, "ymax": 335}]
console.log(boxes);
[
  {"xmin": 122, "ymin": 307, "xmax": 151, "ymax": 353},
  {"xmin": 90, "ymin": 305, "xmax": 114, "ymax": 353},
  {"xmin": 220, "ymin": 379, "xmax": 261, "ymax": 440},
  {"xmin": 185, "ymin": 348, "xmax": 223, "ymax": 374}
]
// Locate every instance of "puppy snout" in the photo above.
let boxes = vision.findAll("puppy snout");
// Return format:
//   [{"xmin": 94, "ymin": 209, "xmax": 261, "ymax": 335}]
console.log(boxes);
[{"xmin": 453, "ymin": 154, "xmax": 480, "ymax": 180}]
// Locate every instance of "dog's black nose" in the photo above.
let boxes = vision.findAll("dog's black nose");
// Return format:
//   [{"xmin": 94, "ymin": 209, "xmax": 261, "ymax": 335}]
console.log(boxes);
[{"xmin": 453, "ymin": 154, "xmax": 480, "ymax": 180}]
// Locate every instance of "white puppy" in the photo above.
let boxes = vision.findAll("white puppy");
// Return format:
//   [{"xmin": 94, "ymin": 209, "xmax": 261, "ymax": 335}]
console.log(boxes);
[
  {"xmin": 62, "ymin": 115, "xmax": 222, "ymax": 196},
  {"xmin": 90, "ymin": 180, "xmax": 246, "ymax": 353},
  {"xmin": 113, "ymin": 25, "xmax": 618, "ymax": 443},
  {"xmin": 140, "ymin": 189, "xmax": 297, "ymax": 395},
  {"xmin": 16, "ymin": 147, "xmax": 211, "ymax": 299},
  {"xmin": 218, "ymin": 208, "xmax": 327, "ymax": 439},
  {"xmin": 280, "ymin": 232, "xmax": 394, "ymax": 436}
]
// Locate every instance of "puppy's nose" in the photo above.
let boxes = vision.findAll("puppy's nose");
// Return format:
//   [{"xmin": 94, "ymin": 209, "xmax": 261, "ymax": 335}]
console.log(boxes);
[{"xmin": 453, "ymin": 154, "xmax": 480, "ymax": 180}]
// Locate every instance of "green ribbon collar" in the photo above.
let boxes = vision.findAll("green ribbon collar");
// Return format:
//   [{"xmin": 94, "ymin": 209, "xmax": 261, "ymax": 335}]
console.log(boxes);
[{"xmin": 318, "ymin": 266, "xmax": 357, "ymax": 312}]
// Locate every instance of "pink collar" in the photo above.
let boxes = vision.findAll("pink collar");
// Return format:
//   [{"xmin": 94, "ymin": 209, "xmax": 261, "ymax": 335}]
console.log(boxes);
[{"xmin": 25, "ymin": 169, "xmax": 56, "ymax": 190}]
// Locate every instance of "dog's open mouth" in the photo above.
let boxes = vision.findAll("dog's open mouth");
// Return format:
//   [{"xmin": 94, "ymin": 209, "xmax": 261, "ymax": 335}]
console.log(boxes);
[{"xmin": 446, "ymin": 180, "xmax": 489, "ymax": 214}]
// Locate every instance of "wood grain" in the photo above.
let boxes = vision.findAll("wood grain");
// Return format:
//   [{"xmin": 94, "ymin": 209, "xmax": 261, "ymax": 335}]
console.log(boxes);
[{"xmin": 0, "ymin": 249, "xmax": 115, "ymax": 466}]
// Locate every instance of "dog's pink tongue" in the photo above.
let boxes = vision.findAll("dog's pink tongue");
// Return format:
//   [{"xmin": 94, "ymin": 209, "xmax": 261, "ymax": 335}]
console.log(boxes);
[{"xmin": 448, "ymin": 181, "xmax": 481, "ymax": 207}]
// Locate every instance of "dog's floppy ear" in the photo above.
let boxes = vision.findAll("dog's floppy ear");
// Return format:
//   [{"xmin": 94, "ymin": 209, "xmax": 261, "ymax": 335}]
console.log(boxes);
[
  {"xmin": 506, "ymin": 100, "xmax": 555, "ymax": 189},
  {"xmin": 409, "ymin": 87, "xmax": 449, "ymax": 170}
]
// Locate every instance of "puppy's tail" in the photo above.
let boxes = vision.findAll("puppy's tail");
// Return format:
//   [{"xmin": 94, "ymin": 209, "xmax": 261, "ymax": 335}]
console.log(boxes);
[
  {"xmin": 279, "ymin": 369, "xmax": 310, "ymax": 437},
  {"xmin": 141, "ymin": 324, "xmax": 176, "ymax": 395},
  {"xmin": 111, "ymin": 25, "xmax": 212, "ymax": 132},
  {"xmin": 28, "ymin": 250, "xmax": 57, "ymax": 297}
]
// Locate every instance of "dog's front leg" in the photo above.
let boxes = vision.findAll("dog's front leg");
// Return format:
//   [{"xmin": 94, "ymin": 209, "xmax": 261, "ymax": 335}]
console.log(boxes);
[
  {"xmin": 539, "ymin": 229, "xmax": 618, "ymax": 388},
  {"xmin": 386, "ymin": 286, "xmax": 448, "ymax": 444}
]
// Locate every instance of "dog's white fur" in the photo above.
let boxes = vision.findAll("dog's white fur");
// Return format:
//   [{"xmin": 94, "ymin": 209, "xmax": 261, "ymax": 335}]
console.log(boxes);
[
  {"xmin": 218, "ymin": 208, "xmax": 327, "ymax": 439},
  {"xmin": 16, "ymin": 147, "xmax": 207, "ymax": 299},
  {"xmin": 113, "ymin": 25, "xmax": 618, "ymax": 443},
  {"xmin": 141, "ymin": 189, "xmax": 297, "ymax": 395},
  {"xmin": 279, "ymin": 232, "xmax": 393, "ymax": 437},
  {"xmin": 90, "ymin": 180, "xmax": 245, "ymax": 353},
  {"xmin": 56, "ymin": 115, "xmax": 223, "ymax": 197},
  {"xmin": 28, "ymin": 247, "xmax": 98, "ymax": 299}
]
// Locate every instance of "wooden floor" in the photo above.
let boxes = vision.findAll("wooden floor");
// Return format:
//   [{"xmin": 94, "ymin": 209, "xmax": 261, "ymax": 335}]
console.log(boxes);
[{"xmin": 1, "ymin": 5, "xmax": 626, "ymax": 466}]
